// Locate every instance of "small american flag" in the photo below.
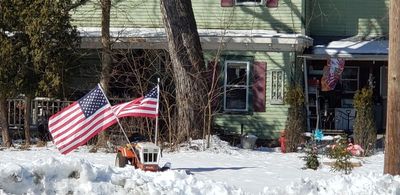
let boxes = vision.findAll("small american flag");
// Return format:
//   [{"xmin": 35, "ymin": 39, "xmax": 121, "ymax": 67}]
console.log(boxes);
[
  {"xmin": 49, "ymin": 85, "xmax": 117, "ymax": 154},
  {"xmin": 112, "ymin": 87, "xmax": 159, "ymax": 118}
]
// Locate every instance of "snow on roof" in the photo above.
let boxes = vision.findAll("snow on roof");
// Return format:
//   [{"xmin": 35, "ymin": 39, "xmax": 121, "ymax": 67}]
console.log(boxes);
[
  {"xmin": 77, "ymin": 27, "xmax": 311, "ymax": 40},
  {"xmin": 313, "ymin": 40, "xmax": 388, "ymax": 55}
]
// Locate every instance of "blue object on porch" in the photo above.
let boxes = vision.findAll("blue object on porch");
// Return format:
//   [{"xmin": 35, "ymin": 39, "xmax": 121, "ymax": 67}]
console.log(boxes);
[{"xmin": 314, "ymin": 129, "xmax": 324, "ymax": 141}]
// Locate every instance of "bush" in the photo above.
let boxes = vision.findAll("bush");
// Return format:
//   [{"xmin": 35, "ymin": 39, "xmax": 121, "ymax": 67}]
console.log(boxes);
[
  {"xmin": 302, "ymin": 144, "xmax": 320, "ymax": 170},
  {"xmin": 353, "ymin": 87, "xmax": 376, "ymax": 156},
  {"xmin": 284, "ymin": 84, "xmax": 306, "ymax": 152},
  {"xmin": 325, "ymin": 136, "xmax": 353, "ymax": 174}
]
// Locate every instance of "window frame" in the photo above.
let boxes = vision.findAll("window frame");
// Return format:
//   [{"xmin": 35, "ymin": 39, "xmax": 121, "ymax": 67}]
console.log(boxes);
[
  {"xmin": 223, "ymin": 60, "xmax": 251, "ymax": 112},
  {"xmin": 235, "ymin": 0, "xmax": 264, "ymax": 6},
  {"xmin": 340, "ymin": 66, "xmax": 359, "ymax": 94},
  {"xmin": 270, "ymin": 69, "xmax": 285, "ymax": 105}
]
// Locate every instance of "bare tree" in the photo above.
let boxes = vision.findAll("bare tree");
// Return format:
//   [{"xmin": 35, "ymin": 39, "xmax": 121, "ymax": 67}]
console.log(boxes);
[
  {"xmin": 96, "ymin": 0, "xmax": 112, "ymax": 148},
  {"xmin": 160, "ymin": 0, "xmax": 208, "ymax": 143},
  {"xmin": 384, "ymin": 0, "xmax": 400, "ymax": 175}
]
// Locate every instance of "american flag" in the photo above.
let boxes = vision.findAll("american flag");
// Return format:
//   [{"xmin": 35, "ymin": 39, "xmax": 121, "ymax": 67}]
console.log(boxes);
[
  {"xmin": 49, "ymin": 85, "xmax": 117, "ymax": 154},
  {"xmin": 112, "ymin": 86, "xmax": 159, "ymax": 118}
]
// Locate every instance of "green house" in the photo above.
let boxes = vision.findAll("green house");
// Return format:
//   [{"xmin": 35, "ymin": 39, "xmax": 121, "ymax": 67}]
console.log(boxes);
[
  {"xmin": 71, "ymin": 0, "xmax": 388, "ymax": 140},
  {"xmin": 303, "ymin": 0, "xmax": 389, "ymax": 134}
]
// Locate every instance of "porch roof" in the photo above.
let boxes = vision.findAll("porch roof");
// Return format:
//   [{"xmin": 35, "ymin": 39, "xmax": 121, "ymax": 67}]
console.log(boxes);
[
  {"xmin": 301, "ymin": 39, "xmax": 388, "ymax": 61},
  {"xmin": 78, "ymin": 27, "xmax": 313, "ymax": 52}
]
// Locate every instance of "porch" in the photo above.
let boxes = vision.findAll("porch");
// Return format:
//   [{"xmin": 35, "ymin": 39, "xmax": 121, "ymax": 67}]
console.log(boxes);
[{"xmin": 302, "ymin": 39, "xmax": 388, "ymax": 134}]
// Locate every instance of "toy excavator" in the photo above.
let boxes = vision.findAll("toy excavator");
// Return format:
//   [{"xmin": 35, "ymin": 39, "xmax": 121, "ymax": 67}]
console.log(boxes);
[{"xmin": 115, "ymin": 142, "xmax": 170, "ymax": 172}]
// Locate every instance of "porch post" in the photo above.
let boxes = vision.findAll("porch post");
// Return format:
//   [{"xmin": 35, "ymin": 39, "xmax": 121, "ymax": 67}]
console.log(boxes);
[{"xmin": 303, "ymin": 57, "xmax": 311, "ymax": 132}]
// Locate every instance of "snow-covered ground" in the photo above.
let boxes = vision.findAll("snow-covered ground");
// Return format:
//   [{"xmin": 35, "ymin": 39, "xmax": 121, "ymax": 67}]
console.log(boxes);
[{"xmin": 0, "ymin": 136, "xmax": 399, "ymax": 195}]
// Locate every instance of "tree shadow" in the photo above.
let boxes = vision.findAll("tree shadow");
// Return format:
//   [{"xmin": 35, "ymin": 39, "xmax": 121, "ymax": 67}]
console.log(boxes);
[
  {"xmin": 238, "ymin": 0, "xmax": 301, "ymax": 33},
  {"xmin": 307, "ymin": 0, "xmax": 388, "ymax": 40},
  {"xmin": 174, "ymin": 166, "xmax": 255, "ymax": 174}
]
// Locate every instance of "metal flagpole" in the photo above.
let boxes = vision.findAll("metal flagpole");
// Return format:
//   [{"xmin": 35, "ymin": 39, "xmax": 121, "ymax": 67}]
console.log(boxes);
[
  {"xmin": 154, "ymin": 78, "xmax": 160, "ymax": 146},
  {"xmin": 97, "ymin": 83, "xmax": 131, "ymax": 145}
]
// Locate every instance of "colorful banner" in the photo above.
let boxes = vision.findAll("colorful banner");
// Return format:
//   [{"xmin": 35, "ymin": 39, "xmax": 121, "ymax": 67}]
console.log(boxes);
[{"xmin": 321, "ymin": 58, "xmax": 345, "ymax": 91}]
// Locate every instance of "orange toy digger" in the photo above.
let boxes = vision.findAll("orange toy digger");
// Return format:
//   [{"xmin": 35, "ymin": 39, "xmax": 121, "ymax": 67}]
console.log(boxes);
[{"xmin": 115, "ymin": 142, "xmax": 170, "ymax": 172}]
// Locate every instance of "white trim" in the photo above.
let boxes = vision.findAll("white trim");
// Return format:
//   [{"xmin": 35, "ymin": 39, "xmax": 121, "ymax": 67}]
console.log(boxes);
[
  {"xmin": 223, "ymin": 60, "xmax": 250, "ymax": 112},
  {"xmin": 235, "ymin": 0, "xmax": 264, "ymax": 6},
  {"xmin": 270, "ymin": 69, "xmax": 285, "ymax": 105},
  {"xmin": 78, "ymin": 27, "xmax": 313, "ymax": 52}
]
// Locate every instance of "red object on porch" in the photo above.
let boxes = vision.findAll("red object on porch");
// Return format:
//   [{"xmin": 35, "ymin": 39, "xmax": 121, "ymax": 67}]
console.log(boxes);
[{"xmin": 279, "ymin": 131, "xmax": 286, "ymax": 153}]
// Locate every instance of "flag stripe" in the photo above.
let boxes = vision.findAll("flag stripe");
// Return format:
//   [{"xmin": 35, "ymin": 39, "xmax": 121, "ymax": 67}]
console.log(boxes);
[
  {"xmin": 59, "ymin": 117, "xmax": 116, "ymax": 154},
  {"xmin": 111, "ymin": 94, "xmax": 158, "ymax": 119},
  {"xmin": 51, "ymin": 116, "xmax": 86, "ymax": 139},
  {"xmin": 118, "ymin": 109, "xmax": 157, "ymax": 116},
  {"xmin": 48, "ymin": 103, "xmax": 80, "ymax": 127},
  {"xmin": 50, "ymin": 111, "xmax": 85, "ymax": 137},
  {"xmin": 48, "ymin": 85, "xmax": 117, "ymax": 155},
  {"xmin": 58, "ymin": 113, "xmax": 116, "ymax": 153},
  {"xmin": 53, "ymin": 106, "xmax": 113, "ymax": 144},
  {"xmin": 117, "ymin": 113, "xmax": 158, "ymax": 119}
]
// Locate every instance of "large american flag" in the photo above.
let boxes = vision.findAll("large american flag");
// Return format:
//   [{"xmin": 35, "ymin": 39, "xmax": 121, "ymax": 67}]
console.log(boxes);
[
  {"xmin": 49, "ymin": 85, "xmax": 117, "ymax": 154},
  {"xmin": 112, "ymin": 86, "xmax": 159, "ymax": 118}
]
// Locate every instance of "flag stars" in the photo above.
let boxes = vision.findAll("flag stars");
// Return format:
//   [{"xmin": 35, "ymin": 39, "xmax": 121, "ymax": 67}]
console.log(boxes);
[{"xmin": 78, "ymin": 86, "xmax": 109, "ymax": 118}]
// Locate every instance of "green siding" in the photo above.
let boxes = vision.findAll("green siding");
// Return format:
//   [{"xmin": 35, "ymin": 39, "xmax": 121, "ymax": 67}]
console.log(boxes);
[
  {"xmin": 307, "ymin": 0, "xmax": 389, "ymax": 37},
  {"xmin": 71, "ymin": 0, "xmax": 303, "ymax": 33},
  {"xmin": 206, "ymin": 51, "xmax": 294, "ymax": 139}
]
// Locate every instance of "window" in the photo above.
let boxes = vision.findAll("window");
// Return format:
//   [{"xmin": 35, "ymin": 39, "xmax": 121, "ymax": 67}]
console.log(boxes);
[
  {"xmin": 270, "ymin": 70, "xmax": 284, "ymax": 104},
  {"xmin": 341, "ymin": 66, "xmax": 359, "ymax": 93},
  {"xmin": 143, "ymin": 149, "xmax": 158, "ymax": 163},
  {"xmin": 224, "ymin": 60, "xmax": 250, "ymax": 112},
  {"xmin": 235, "ymin": 0, "xmax": 263, "ymax": 6}
]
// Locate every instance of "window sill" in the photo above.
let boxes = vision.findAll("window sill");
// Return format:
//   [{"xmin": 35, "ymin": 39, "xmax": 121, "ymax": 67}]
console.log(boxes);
[{"xmin": 222, "ymin": 110, "xmax": 253, "ymax": 115}]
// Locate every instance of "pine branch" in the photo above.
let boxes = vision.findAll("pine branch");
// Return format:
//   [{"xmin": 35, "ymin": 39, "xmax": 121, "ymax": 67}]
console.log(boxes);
[{"xmin": 67, "ymin": 0, "xmax": 90, "ymax": 11}]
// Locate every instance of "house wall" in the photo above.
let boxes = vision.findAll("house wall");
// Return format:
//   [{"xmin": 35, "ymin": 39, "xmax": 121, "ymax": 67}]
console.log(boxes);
[
  {"xmin": 70, "ymin": 1, "xmax": 306, "ymax": 140},
  {"xmin": 71, "ymin": 0, "xmax": 304, "ymax": 33},
  {"xmin": 306, "ymin": 0, "xmax": 389, "ymax": 37},
  {"xmin": 205, "ymin": 51, "xmax": 296, "ymax": 139}
]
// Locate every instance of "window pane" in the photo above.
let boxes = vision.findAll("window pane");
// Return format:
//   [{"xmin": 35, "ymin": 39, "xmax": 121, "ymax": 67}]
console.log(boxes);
[
  {"xmin": 144, "ymin": 153, "xmax": 148, "ymax": 163},
  {"xmin": 227, "ymin": 63, "xmax": 247, "ymax": 85},
  {"xmin": 342, "ymin": 80, "xmax": 358, "ymax": 92},
  {"xmin": 342, "ymin": 68, "xmax": 358, "ymax": 79},
  {"xmin": 153, "ymin": 153, "xmax": 158, "ymax": 162},
  {"xmin": 149, "ymin": 153, "xmax": 153, "ymax": 162},
  {"xmin": 226, "ymin": 87, "xmax": 247, "ymax": 110}
]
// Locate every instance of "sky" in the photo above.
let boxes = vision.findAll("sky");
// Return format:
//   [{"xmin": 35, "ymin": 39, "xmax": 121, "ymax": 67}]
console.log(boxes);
[{"xmin": 0, "ymin": 136, "xmax": 399, "ymax": 195}]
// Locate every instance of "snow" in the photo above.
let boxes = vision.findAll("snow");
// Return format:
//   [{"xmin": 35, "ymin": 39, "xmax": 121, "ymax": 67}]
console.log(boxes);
[
  {"xmin": 77, "ymin": 27, "xmax": 311, "ymax": 39},
  {"xmin": 0, "ymin": 136, "xmax": 398, "ymax": 195},
  {"xmin": 313, "ymin": 40, "xmax": 388, "ymax": 55}
]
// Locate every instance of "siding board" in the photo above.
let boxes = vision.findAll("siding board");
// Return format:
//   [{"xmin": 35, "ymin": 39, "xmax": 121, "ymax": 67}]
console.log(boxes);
[
  {"xmin": 308, "ymin": 0, "xmax": 389, "ymax": 37},
  {"xmin": 207, "ymin": 51, "xmax": 293, "ymax": 139},
  {"xmin": 71, "ymin": 0, "xmax": 303, "ymax": 33}
]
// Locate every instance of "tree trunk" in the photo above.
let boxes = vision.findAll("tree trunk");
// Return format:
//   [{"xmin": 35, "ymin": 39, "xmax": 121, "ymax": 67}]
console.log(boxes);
[
  {"xmin": 97, "ymin": 0, "xmax": 112, "ymax": 147},
  {"xmin": 100, "ymin": 0, "xmax": 112, "ymax": 93},
  {"xmin": 24, "ymin": 96, "xmax": 32, "ymax": 146},
  {"xmin": 0, "ymin": 97, "xmax": 11, "ymax": 147},
  {"xmin": 384, "ymin": 0, "xmax": 400, "ymax": 175},
  {"xmin": 160, "ymin": 0, "xmax": 207, "ymax": 142}
]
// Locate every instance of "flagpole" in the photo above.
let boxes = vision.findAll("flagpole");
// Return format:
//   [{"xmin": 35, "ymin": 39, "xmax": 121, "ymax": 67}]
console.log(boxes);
[
  {"xmin": 154, "ymin": 78, "xmax": 160, "ymax": 146},
  {"xmin": 97, "ymin": 83, "xmax": 131, "ymax": 145}
]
